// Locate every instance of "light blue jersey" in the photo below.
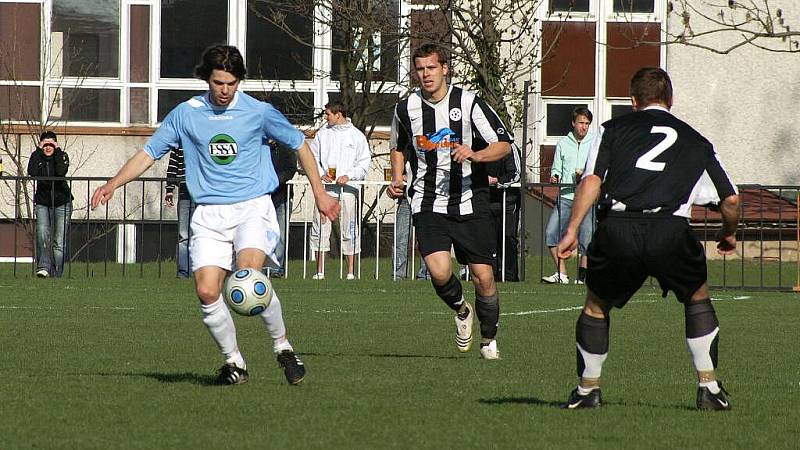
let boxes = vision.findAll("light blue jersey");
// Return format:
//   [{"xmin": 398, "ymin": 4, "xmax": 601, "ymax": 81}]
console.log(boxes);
[{"xmin": 144, "ymin": 91, "xmax": 305, "ymax": 204}]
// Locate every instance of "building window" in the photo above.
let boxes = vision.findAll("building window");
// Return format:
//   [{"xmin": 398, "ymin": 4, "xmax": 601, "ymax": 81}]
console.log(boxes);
[
  {"xmin": 246, "ymin": 91, "xmax": 315, "ymax": 125},
  {"xmin": 160, "ymin": 0, "xmax": 228, "ymax": 78},
  {"xmin": 0, "ymin": 85, "xmax": 40, "ymax": 121},
  {"xmin": 246, "ymin": 2, "xmax": 313, "ymax": 81},
  {"xmin": 545, "ymin": 102, "xmax": 590, "ymax": 137},
  {"xmin": 157, "ymin": 90, "xmax": 206, "ymax": 121},
  {"xmin": 0, "ymin": 3, "xmax": 41, "ymax": 81},
  {"xmin": 331, "ymin": 0, "xmax": 400, "ymax": 82},
  {"xmin": 612, "ymin": 0, "xmax": 655, "ymax": 14},
  {"xmin": 327, "ymin": 91, "xmax": 398, "ymax": 127},
  {"xmin": 51, "ymin": 0, "xmax": 119, "ymax": 78},
  {"xmin": 540, "ymin": 21, "xmax": 596, "ymax": 97},
  {"xmin": 549, "ymin": 0, "xmax": 590, "ymax": 13},
  {"xmin": 610, "ymin": 103, "xmax": 634, "ymax": 119},
  {"xmin": 50, "ymin": 88, "xmax": 120, "ymax": 122}
]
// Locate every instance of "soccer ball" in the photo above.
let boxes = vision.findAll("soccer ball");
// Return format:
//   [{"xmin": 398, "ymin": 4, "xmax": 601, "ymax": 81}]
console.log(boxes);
[{"xmin": 223, "ymin": 268, "xmax": 273, "ymax": 316}]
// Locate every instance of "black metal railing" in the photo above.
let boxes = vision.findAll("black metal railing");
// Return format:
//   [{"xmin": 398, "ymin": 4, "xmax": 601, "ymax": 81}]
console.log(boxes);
[{"xmin": 1, "ymin": 175, "xmax": 798, "ymax": 291}]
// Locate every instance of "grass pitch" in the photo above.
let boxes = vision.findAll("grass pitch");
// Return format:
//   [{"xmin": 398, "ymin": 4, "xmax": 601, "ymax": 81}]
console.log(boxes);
[{"xmin": 0, "ymin": 268, "xmax": 798, "ymax": 449}]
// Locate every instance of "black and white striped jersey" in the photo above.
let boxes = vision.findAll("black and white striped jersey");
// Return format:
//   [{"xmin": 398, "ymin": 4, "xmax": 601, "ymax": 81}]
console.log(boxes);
[
  {"xmin": 390, "ymin": 85, "xmax": 513, "ymax": 216},
  {"xmin": 585, "ymin": 106, "xmax": 737, "ymax": 218},
  {"xmin": 165, "ymin": 147, "xmax": 186, "ymax": 194}
]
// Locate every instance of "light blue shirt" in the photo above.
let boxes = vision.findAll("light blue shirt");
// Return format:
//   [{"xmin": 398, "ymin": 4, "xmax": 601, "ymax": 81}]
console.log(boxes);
[{"xmin": 144, "ymin": 91, "xmax": 305, "ymax": 204}]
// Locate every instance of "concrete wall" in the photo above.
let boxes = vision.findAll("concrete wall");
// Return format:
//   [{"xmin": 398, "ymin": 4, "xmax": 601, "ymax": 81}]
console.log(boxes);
[{"xmin": 666, "ymin": 0, "xmax": 800, "ymax": 185}]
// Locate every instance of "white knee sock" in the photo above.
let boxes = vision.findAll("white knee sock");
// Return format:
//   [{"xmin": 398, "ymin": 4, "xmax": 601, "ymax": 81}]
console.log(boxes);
[
  {"xmin": 259, "ymin": 291, "xmax": 292, "ymax": 353},
  {"xmin": 200, "ymin": 296, "xmax": 245, "ymax": 368},
  {"xmin": 687, "ymin": 327, "xmax": 720, "ymax": 393}
]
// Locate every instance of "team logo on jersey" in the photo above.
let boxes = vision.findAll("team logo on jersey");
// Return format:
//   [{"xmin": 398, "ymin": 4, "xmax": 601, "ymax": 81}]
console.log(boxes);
[
  {"xmin": 415, "ymin": 128, "xmax": 460, "ymax": 153},
  {"xmin": 449, "ymin": 108, "xmax": 462, "ymax": 121},
  {"xmin": 496, "ymin": 127, "xmax": 505, "ymax": 135},
  {"xmin": 208, "ymin": 134, "xmax": 238, "ymax": 165}
]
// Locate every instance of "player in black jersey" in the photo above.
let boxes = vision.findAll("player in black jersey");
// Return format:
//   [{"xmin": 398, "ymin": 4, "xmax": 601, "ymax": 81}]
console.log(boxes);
[
  {"xmin": 556, "ymin": 67, "xmax": 740, "ymax": 411},
  {"xmin": 387, "ymin": 44, "xmax": 512, "ymax": 359}
]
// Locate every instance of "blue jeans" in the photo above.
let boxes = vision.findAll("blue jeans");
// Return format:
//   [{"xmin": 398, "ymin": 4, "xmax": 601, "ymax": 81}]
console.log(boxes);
[
  {"xmin": 35, "ymin": 202, "xmax": 72, "ymax": 277},
  {"xmin": 273, "ymin": 198, "xmax": 290, "ymax": 275},
  {"xmin": 394, "ymin": 197, "xmax": 428, "ymax": 279},
  {"xmin": 544, "ymin": 197, "xmax": 596, "ymax": 254},
  {"xmin": 176, "ymin": 196, "xmax": 195, "ymax": 277}
]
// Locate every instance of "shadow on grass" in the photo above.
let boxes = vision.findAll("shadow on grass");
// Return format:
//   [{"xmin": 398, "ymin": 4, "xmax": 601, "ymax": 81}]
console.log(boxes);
[
  {"xmin": 301, "ymin": 351, "xmax": 461, "ymax": 360},
  {"xmin": 95, "ymin": 371, "xmax": 217, "ymax": 386},
  {"xmin": 480, "ymin": 396, "xmax": 696, "ymax": 411},
  {"xmin": 479, "ymin": 396, "xmax": 562, "ymax": 407}
]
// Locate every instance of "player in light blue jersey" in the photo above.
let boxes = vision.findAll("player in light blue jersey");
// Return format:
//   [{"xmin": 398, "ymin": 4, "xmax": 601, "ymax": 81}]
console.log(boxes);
[{"xmin": 91, "ymin": 45, "xmax": 340, "ymax": 386}]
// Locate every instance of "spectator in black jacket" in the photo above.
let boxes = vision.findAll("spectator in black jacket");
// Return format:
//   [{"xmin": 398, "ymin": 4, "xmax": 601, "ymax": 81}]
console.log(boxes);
[
  {"xmin": 487, "ymin": 142, "xmax": 522, "ymax": 281},
  {"xmin": 268, "ymin": 139, "xmax": 298, "ymax": 278},
  {"xmin": 27, "ymin": 131, "xmax": 73, "ymax": 278}
]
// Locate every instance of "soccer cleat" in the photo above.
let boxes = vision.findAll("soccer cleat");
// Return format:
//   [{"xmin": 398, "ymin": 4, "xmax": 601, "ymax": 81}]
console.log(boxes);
[
  {"xmin": 311, "ymin": 272, "xmax": 325, "ymax": 280},
  {"xmin": 215, "ymin": 363, "xmax": 249, "ymax": 385},
  {"xmin": 575, "ymin": 279, "xmax": 585, "ymax": 285},
  {"xmin": 455, "ymin": 302, "xmax": 474, "ymax": 353},
  {"xmin": 479, "ymin": 340, "xmax": 500, "ymax": 360},
  {"xmin": 36, "ymin": 269, "xmax": 49, "ymax": 278},
  {"xmin": 560, "ymin": 387, "xmax": 602, "ymax": 409},
  {"xmin": 541, "ymin": 272, "xmax": 569, "ymax": 284},
  {"xmin": 277, "ymin": 349, "xmax": 306, "ymax": 385},
  {"xmin": 696, "ymin": 383, "xmax": 731, "ymax": 411},
  {"xmin": 346, "ymin": 273, "xmax": 356, "ymax": 280}
]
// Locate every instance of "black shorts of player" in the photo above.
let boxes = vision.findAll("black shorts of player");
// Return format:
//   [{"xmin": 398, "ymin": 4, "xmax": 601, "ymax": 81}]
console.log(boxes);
[
  {"xmin": 585, "ymin": 212, "xmax": 707, "ymax": 307},
  {"xmin": 413, "ymin": 211, "xmax": 497, "ymax": 265}
]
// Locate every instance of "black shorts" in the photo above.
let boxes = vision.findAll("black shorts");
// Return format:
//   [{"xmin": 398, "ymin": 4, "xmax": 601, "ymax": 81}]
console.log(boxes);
[
  {"xmin": 585, "ymin": 213, "xmax": 707, "ymax": 307},
  {"xmin": 413, "ymin": 212, "xmax": 497, "ymax": 265}
]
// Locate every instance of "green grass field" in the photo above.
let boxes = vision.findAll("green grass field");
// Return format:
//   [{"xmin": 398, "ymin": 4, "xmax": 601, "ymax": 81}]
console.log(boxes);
[{"xmin": 1, "ymin": 265, "xmax": 798, "ymax": 448}]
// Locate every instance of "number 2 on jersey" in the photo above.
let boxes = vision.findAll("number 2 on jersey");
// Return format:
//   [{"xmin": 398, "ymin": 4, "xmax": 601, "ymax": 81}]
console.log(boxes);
[{"xmin": 635, "ymin": 126, "xmax": 676, "ymax": 172}]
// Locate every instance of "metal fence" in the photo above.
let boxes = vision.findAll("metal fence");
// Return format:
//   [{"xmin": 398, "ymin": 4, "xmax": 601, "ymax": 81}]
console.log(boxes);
[{"xmin": 1, "ymin": 175, "xmax": 798, "ymax": 291}]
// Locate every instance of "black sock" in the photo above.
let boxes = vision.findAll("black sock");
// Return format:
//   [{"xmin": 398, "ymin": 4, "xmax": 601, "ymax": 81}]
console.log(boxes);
[
  {"xmin": 476, "ymin": 293, "xmax": 500, "ymax": 339},
  {"xmin": 576, "ymin": 312, "xmax": 609, "ymax": 379},
  {"xmin": 432, "ymin": 274, "xmax": 464, "ymax": 311}
]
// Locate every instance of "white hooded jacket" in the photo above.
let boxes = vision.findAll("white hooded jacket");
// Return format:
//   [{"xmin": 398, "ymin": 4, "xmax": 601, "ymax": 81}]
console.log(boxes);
[{"xmin": 310, "ymin": 119, "xmax": 371, "ymax": 195}]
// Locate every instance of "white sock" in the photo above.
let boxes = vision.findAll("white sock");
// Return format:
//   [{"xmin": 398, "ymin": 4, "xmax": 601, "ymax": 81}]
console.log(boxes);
[
  {"xmin": 699, "ymin": 380, "xmax": 721, "ymax": 394},
  {"xmin": 259, "ymin": 291, "xmax": 292, "ymax": 353},
  {"xmin": 200, "ymin": 296, "xmax": 244, "ymax": 367},
  {"xmin": 577, "ymin": 385, "xmax": 597, "ymax": 395}
]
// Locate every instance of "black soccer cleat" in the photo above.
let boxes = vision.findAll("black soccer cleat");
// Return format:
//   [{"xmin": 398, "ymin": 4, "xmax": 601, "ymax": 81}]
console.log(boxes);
[
  {"xmin": 560, "ymin": 387, "xmax": 602, "ymax": 409},
  {"xmin": 215, "ymin": 363, "xmax": 249, "ymax": 385},
  {"xmin": 277, "ymin": 350, "xmax": 306, "ymax": 385},
  {"xmin": 696, "ymin": 382, "xmax": 731, "ymax": 411}
]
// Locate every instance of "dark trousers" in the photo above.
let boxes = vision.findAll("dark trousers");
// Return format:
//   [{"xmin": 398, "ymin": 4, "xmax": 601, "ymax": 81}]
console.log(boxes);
[{"xmin": 490, "ymin": 188, "xmax": 520, "ymax": 281}]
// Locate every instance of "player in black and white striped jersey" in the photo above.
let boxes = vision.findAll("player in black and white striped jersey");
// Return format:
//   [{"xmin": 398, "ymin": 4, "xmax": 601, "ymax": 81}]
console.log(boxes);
[
  {"xmin": 556, "ymin": 67, "xmax": 740, "ymax": 410},
  {"xmin": 387, "ymin": 43, "xmax": 512, "ymax": 359}
]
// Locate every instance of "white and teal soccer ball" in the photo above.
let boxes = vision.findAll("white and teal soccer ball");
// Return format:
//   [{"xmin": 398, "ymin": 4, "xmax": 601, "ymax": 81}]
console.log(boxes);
[{"xmin": 223, "ymin": 268, "xmax": 273, "ymax": 316}]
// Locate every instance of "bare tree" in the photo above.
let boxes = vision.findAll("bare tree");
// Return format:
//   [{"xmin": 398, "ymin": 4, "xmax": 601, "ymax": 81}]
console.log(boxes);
[{"xmin": 668, "ymin": 0, "xmax": 800, "ymax": 53}]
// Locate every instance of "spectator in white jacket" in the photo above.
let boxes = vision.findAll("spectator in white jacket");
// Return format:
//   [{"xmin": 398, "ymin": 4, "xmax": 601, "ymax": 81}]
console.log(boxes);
[{"xmin": 309, "ymin": 101, "xmax": 371, "ymax": 279}]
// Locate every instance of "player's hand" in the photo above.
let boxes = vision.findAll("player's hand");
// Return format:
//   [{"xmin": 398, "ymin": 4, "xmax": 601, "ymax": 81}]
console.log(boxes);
[
  {"xmin": 91, "ymin": 183, "xmax": 116, "ymax": 210},
  {"xmin": 386, "ymin": 180, "xmax": 405, "ymax": 199},
  {"xmin": 336, "ymin": 175, "xmax": 350, "ymax": 186},
  {"xmin": 488, "ymin": 176, "xmax": 498, "ymax": 186},
  {"xmin": 716, "ymin": 233, "xmax": 737, "ymax": 256},
  {"xmin": 451, "ymin": 144, "xmax": 475, "ymax": 163},
  {"xmin": 315, "ymin": 191, "xmax": 340, "ymax": 222},
  {"xmin": 164, "ymin": 192, "xmax": 175, "ymax": 207},
  {"xmin": 557, "ymin": 228, "xmax": 578, "ymax": 260}
]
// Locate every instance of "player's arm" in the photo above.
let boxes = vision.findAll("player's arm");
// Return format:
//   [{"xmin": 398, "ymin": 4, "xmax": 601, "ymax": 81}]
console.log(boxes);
[
  {"xmin": 557, "ymin": 174, "xmax": 601, "ymax": 259},
  {"xmin": 455, "ymin": 141, "xmax": 511, "ymax": 164},
  {"xmin": 297, "ymin": 141, "xmax": 340, "ymax": 222},
  {"xmin": 716, "ymin": 194, "xmax": 740, "ymax": 255},
  {"xmin": 387, "ymin": 108, "xmax": 408, "ymax": 199},
  {"xmin": 91, "ymin": 149, "xmax": 155, "ymax": 209}
]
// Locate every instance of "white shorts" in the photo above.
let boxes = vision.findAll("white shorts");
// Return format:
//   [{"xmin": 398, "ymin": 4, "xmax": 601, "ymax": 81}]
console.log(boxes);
[{"xmin": 189, "ymin": 195, "xmax": 280, "ymax": 272}]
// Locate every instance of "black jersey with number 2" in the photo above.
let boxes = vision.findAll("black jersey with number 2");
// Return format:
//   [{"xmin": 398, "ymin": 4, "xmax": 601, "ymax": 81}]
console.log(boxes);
[{"xmin": 585, "ymin": 106, "xmax": 737, "ymax": 218}]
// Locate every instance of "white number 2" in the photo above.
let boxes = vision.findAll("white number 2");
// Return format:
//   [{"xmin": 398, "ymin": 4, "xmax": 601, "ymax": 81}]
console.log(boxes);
[{"xmin": 635, "ymin": 126, "xmax": 676, "ymax": 172}]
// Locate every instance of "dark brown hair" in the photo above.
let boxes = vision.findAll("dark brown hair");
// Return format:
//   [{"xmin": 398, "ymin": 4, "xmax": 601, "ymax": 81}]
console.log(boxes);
[
  {"xmin": 194, "ymin": 45, "xmax": 247, "ymax": 81},
  {"xmin": 572, "ymin": 107, "xmax": 593, "ymax": 123},
  {"xmin": 630, "ymin": 67, "xmax": 672, "ymax": 107},
  {"xmin": 324, "ymin": 101, "xmax": 348, "ymax": 118},
  {"xmin": 412, "ymin": 43, "xmax": 449, "ymax": 66}
]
